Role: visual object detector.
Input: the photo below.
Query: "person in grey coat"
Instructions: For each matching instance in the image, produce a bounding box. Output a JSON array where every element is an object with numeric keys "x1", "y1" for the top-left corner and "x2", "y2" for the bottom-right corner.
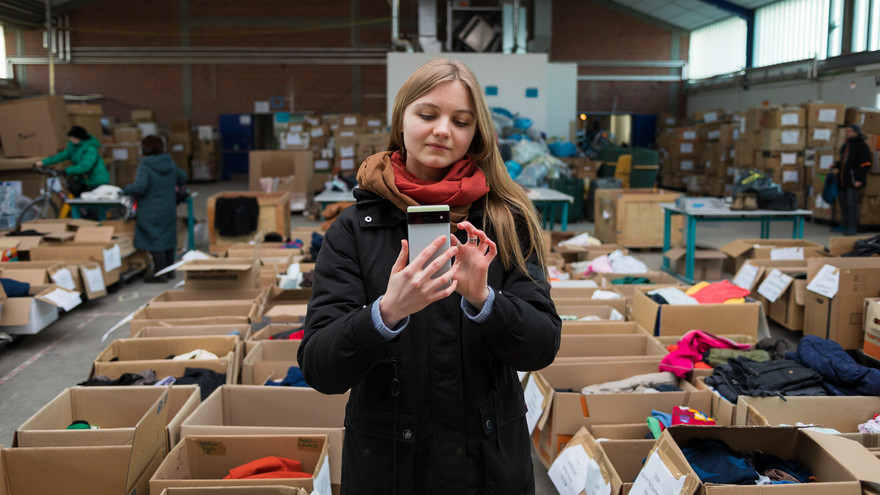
[{"x1": 123, "y1": 135, "x2": 188, "y2": 282}]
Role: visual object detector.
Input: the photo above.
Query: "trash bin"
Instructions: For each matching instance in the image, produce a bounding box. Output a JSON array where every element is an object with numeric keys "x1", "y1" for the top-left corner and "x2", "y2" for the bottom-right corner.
[{"x1": 547, "y1": 177, "x2": 584, "y2": 223}]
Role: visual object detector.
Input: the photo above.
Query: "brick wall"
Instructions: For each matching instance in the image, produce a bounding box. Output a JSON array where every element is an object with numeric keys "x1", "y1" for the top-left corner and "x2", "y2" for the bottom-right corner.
[{"x1": 7, "y1": 0, "x2": 687, "y2": 127}]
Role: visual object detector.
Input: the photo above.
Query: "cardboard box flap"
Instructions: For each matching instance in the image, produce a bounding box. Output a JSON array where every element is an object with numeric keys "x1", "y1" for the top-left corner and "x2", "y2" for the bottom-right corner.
[
  {"x1": 126, "y1": 386, "x2": 172, "y2": 493},
  {"x1": 636, "y1": 430, "x2": 700, "y2": 495},
  {"x1": 74, "y1": 226, "x2": 115, "y2": 243},
  {"x1": 720, "y1": 239, "x2": 755, "y2": 258},
  {"x1": 664, "y1": 246, "x2": 726, "y2": 261},
  {"x1": 794, "y1": 279, "x2": 807, "y2": 306},
  {"x1": 33, "y1": 286, "x2": 82, "y2": 311},
  {"x1": 0, "y1": 238, "x2": 20, "y2": 250},
  {"x1": 529, "y1": 371, "x2": 555, "y2": 432},
  {"x1": 178, "y1": 260, "x2": 257, "y2": 272},
  {"x1": 802, "y1": 430, "x2": 880, "y2": 489},
  {"x1": 10, "y1": 236, "x2": 42, "y2": 251},
  {"x1": 44, "y1": 231, "x2": 75, "y2": 242},
  {"x1": 0, "y1": 445, "x2": 134, "y2": 494}
]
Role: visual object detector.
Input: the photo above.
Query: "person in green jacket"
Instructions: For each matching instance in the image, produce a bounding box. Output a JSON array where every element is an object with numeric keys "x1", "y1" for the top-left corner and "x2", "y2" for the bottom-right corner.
[
  {"x1": 36, "y1": 125, "x2": 110, "y2": 196},
  {"x1": 123, "y1": 135, "x2": 188, "y2": 283}
]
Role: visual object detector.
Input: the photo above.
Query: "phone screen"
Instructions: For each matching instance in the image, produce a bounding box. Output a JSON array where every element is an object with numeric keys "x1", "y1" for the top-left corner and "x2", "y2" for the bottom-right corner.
[{"x1": 407, "y1": 205, "x2": 451, "y2": 278}]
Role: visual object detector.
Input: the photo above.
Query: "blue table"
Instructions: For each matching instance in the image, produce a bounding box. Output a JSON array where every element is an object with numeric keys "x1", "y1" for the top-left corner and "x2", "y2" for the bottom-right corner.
[
  {"x1": 527, "y1": 187, "x2": 575, "y2": 231},
  {"x1": 660, "y1": 203, "x2": 813, "y2": 284}
]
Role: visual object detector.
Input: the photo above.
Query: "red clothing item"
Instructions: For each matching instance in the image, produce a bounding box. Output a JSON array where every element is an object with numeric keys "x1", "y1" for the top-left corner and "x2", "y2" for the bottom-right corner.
[
  {"x1": 690, "y1": 280, "x2": 750, "y2": 304},
  {"x1": 224, "y1": 456, "x2": 311, "y2": 480},
  {"x1": 390, "y1": 151, "x2": 489, "y2": 206}
]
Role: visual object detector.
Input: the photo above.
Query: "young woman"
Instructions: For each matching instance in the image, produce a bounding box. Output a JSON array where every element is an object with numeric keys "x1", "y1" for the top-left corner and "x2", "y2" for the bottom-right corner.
[
  {"x1": 123, "y1": 135, "x2": 187, "y2": 282},
  {"x1": 36, "y1": 125, "x2": 109, "y2": 196},
  {"x1": 298, "y1": 58, "x2": 561, "y2": 494}
]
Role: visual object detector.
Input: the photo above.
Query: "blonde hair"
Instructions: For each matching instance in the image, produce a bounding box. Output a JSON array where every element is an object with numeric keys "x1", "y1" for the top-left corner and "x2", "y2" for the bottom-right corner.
[{"x1": 388, "y1": 58, "x2": 546, "y2": 273}]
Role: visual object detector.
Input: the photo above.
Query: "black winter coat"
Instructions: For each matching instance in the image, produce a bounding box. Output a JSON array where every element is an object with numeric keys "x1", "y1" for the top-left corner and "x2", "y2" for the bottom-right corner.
[
  {"x1": 123, "y1": 153, "x2": 188, "y2": 251},
  {"x1": 837, "y1": 134, "x2": 872, "y2": 188},
  {"x1": 298, "y1": 189, "x2": 561, "y2": 495}
]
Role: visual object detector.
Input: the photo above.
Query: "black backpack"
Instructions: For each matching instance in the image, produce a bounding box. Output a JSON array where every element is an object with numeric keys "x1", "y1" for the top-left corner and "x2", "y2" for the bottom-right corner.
[{"x1": 756, "y1": 188, "x2": 797, "y2": 211}]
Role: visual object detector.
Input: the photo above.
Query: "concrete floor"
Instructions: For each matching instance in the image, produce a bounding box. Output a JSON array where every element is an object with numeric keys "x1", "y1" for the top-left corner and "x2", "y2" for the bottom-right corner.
[{"x1": 0, "y1": 178, "x2": 849, "y2": 493}]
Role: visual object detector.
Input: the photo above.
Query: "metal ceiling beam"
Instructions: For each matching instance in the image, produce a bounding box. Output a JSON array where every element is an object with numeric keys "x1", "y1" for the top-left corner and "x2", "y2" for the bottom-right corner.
[
  {"x1": 590, "y1": 0, "x2": 686, "y2": 34},
  {"x1": 695, "y1": 0, "x2": 755, "y2": 68}
]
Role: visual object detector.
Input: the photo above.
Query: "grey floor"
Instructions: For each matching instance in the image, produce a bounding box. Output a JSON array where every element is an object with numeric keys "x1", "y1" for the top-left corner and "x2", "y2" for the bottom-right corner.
[{"x1": 0, "y1": 178, "x2": 851, "y2": 493}]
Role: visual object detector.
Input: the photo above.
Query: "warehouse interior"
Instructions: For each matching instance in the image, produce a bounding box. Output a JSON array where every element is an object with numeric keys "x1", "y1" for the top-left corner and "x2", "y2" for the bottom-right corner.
[{"x1": 2, "y1": 0, "x2": 880, "y2": 493}]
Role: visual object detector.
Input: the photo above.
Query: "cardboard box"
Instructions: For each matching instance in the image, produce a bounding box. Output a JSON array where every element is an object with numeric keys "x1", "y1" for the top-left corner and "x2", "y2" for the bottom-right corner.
[
  {"x1": 560, "y1": 320, "x2": 646, "y2": 335},
  {"x1": 0, "y1": 391, "x2": 169, "y2": 495},
  {"x1": 0, "y1": 95, "x2": 72, "y2": 157},
  {"x1": 131, "y1": 108, "x2": 155, "y2": 123},
  {"x1": 240, "y1": 339, "x2": 300, "y2": 385},
  {"x1": 863, "y1": 297, "x2": 880, "y2": 360},
  {"x1": 593, "y1": 189, "x2": 684, "y2": 248},
  {"x1": 733, "y1": 259, "x2": 809, "y2": 330},
  {"x1": 762, "y1": 106, "x2": 805, "y2": 128},
  {"x1": 245, "y1": 322, "x2": 303, "y2": 354},
  {"x1": 807, "y1": 125, "x2": 838, "y2": 148},
  {"x1": 803, "y1": 102, "x2": 847, "y2": 127},
  {"x1": 30, "y1": 226, "x2": 122, "y2": 286},
  {"x1": 259, "y1": 286, "x2": 313, "y2": 323},
  {"x1": 160, "y1": 488, "x2": 307, "y2": 495},
  {"x1": 554, "y1": 333, "x2": 666, "y2": 361},
  {"x1": 112, "y1": 126, "x2": 142, "y2": 144},
  {"x1": 531, "y1": 360, "x2": 715, "y2": 468},
  {"x1": 846, "y1": 107, "x2": 880, "y2": 134},
  {"x1": 149, "y1": 434, "x2": 331, "y2": 495},
  {"x1": 720, "y1": 238, "x2": 826, "y2": 274},
  {"x1": 631, "y1": 287, "x2": 762, "y2": 338},
  {"x1": 207, "y1": 192, "x2": 292, "y2": 248},
  {"x1": 737, "y1": 395, "x2": 880, "y2": 434},
  {"x1": 134, "y1": 323, "x2": 252, "y2": 340},
  {"x1": 179, "y1": 385, "x2": 347, "y2": 485},
  {"x1": 803, "y1": 257, "x2": 880, "y2": 349},
  {"x1": 14, "y1": 385, "x2": 199, "y2": 452},
  {"x1": 69, "y1": 113, "x2": 103, "y2": 140},
  {"x1": 0, "y1": 285, "x2": 79, "y2": 335},
  {"x1": 128, "y1": 300, "x2": 259, "y2": 334},
  {"x1": 0, "y1": 260, "x2": 83, "y2": 294},
  {"x1": 248, "y1": 150, "x2": 313, "y2": 201},
  {"x1": 760, "y1": 128, "x2": 805, "y2": 151},
  {"x1": 664, "y1": 246, "x2": 726, "y2": 280},
  {"x1": 178, "y1": 258, "x2": 261, "y2": 291},
  {"x1": 633, "y1": 425, "x2": 880, "y2": 494},
  {"x1": 91, "y1": 335, "x2": 240, "y2": 383}
]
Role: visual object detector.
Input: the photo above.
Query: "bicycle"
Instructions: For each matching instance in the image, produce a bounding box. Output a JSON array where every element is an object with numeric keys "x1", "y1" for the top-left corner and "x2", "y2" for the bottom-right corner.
[{"x1": 14, "y1": 166, "x2": 70, "y2": 230}]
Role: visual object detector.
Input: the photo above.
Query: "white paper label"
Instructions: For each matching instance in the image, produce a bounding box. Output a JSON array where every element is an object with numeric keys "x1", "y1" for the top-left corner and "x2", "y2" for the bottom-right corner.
[
  {"x1": 171, "y1": 143, "x2": 184, "y2": 152},
  {"x1": 610, "y1": 308, "x2": 624, "y2": 321},
  {"x1": 339, "y1": 145, "x2": 355, "y2": 158},
  {"x1": 312, "y1": 455, "x2": 331, "y2": 495},
  {"x1": 707, "y1": 130, "x2": 720, "y2": 140},
  {"x1": 549, "y1": 446, "x2": 610, "y2": 495},
  {"x1": 310, "y1": 127, "x2": 325, "y2": 138},
  {"x1": 630, "y1": 451, "x2": 689, "y2": 495},
  {"x1": 727, "y1": 166, "x2": 737, "y2": 176},
  {"x1": 782, "y1": 170, "x2": 799, "y2": 183},
  {"x1": 806, "y1": 264, "x2": 840, "y2": 298},
  {"x1": 585, "y1": 456, "x2": 612, "y2": 495},
  {"x1": 666, "y1": 117, "x2": 676, "y2": 125},
  {"x1": 517, "y1": 371, "x2": 527, "y2": 381},
  {"x1": 818, "y1": 108, "x2": 837, "y2": 123},
  {"x1": 781, "y1": 130, "x2": 801, "y2": 145},
  {"x1": 340, "y1": 158, "x2": 355, "y2": 171},
  {"x1": 306, "y1": 117, "x2": 320, "y2": 126},
  {"x1": 680, "y1": 143, "x2": 694, "y2": 154},
  {"x1": 367, "y1": 119, "x2": 381, "y2": 127},
  {"x1": 682, "y1": 131, "x2": 697, "y2": 140},
  {"x1": 314, "y1": 159, "x2": 331, "y2": 170},
  {"x1": 780, "y1": 152, "x2": 797, "y2": 165},
  {"x1": 680, "y1": 160, "x2": 694, "y2": 171},
  {"x1": 112, "y1": 148, "x2": 129, "y2": 160},
  {"x1": 703, "y1": 111, "x2": 718, "y2": 123},
  {"x1": 813, "y1": 128, "x2": 832, "y2": 141},
  {"x1": 819, "y1": 155, "x2": 834, "y2": 170},
  {"x1": 757, "y1": 268, "x2": 794, "y2": 303},
  {"x1": 41, "y1": 288, "x2": 82, "y2": 312},
  {"x1": 523, "y1": 375, "x2": 545, "y2": 435},
  {"x1": 50, "y1": 268, "x2": 76, "y2": 291},
  {"x1": 285, "y1": 133, "x2": 303, "y2": 146},
  {"x1": 289, "y1": 124, "x2": 304, "y2": 132},
  {"x1": 102, "y1": 245, "x2": 122, "y2": 272},
  {"x1": 254, "y1": 101, "x2": 270, "y2": 113},
  {"x1": 770, "y1": 246, "x2": 804, "y2": 260},
  {"x1": 83, "y1": 266, "x2": 106, "y2": 294},
  {"x1": 197, "y1": 126, "x2": 213, "y2": 140},
  {"x1": 733, "y1": 129, "x2": 740, "y2": 140},
  {"x1": 733, "y1": 261, "x2": 760, "y2": 290},
  {"x1": 781, "y1": 113, "x2": 800, "y2": 126},
  {"x1": 343, "y1": 116, "x2": 357, "y2": 126}
]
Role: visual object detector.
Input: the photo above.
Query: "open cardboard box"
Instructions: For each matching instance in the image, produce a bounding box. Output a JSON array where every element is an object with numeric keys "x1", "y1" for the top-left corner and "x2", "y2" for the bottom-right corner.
[
  {"x1": 0, "y1": 260, "x2": 84, "y2": 294},
  {"x1": 178, "y1": 258, "x2": 261, "y2": 291},
  {"x1": 149, "y1": 434, "x2": 330, "y2": 495},
  {"x1": 561, "y1": 320, "x2": 647, "y2": 335},
  {"x1": 240, "y1": 339, "x2": 300, "y2": 385},
  {"x1": 30, "y1": 226, "x2": 123, "y2": 286},
  {"x1": 663, "y1": 246, "x2": 726, "y2": 281},
  {"x1": 129, "y1": 299, "x2": 260, "y2": 334},
  {"x1": 246, "y1": 322, "x2": 303, "y2": 354},
  {"x1": 180, "y1": 385, "x2": 347, "y2": 486},
  {"x1": 554, "y1": 333, "x2": 666, "y2": 361},
  {"x1": 632, "y1": 425, "x2": 880, "y2": 494},
  {"x1": 13, "y1": 385, "x2": 199, "y2": 452},
  {"x1": 631, "y1": 287, "x2": 764, "y2": 338},
  {"x1": 258, "y1": 286, "x2": 313, "y2": 324},
  {"x1": 804, "y1": 257, "x2": 880, "y2": 350},
  {"x1": 159, "y1": 487, "x2": 307, "y2": 495},
  {"x1": 91, "y1": 335, "x2": 241, "y2": 384},
  {"x1": 556, "y1": 304, "x2": 625, "y2": 322},
  {"x1": 150, "y1": 288, "x2": 266, "y2": 305},
  {"x1": 0, "y1": 386, "x2": 170, "y2": 495},
  {"x1": 0, "y1": 282, "x2": 80, "y2": 335},
  {"x1": 531, "y1": 359, "x2": 714, "y2": 469},
  {"x1": 133, "y1": 323, "x2": 252, "y2": 341},
  {"x1": 720, "y1": 237, "x2": 826, "y2": 274}
]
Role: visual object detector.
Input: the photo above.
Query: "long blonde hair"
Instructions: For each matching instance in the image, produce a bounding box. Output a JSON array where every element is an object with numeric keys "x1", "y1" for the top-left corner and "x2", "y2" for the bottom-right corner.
[{"x1": 387, "y1": 58, "x2": 546, "y2": 273}]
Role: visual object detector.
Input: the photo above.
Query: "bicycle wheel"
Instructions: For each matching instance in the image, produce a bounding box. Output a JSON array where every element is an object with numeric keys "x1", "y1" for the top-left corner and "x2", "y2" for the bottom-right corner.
[{"x1": 15, "y1": 196, "x2": 59, "y2": 229}]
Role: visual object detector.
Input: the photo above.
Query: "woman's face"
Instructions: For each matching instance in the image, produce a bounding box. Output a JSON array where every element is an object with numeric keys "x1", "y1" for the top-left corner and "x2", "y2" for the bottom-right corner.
[
  {"x1": 402, "y1": 80, "x2": 476, "y2": 181},
  {"x1": 69, "y1": 136, "x2": 81, "y2": 145}
]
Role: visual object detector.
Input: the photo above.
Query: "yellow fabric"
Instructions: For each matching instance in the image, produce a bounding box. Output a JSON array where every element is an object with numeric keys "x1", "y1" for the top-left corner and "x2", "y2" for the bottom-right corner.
[
  {"x1": 685, "y1": 281, "x2": 710, "y2": 296},
  {"x1": 723, "y1": 298, "x2": 745, "y2": 304},
  {"x1": 614, "y1": 154, "x2": 632, "y2": 188}
]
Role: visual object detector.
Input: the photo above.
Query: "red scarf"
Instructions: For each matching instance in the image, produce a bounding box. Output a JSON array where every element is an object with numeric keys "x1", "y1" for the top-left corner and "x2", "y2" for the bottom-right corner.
[{"x1": 389, "y1": 151, "x2": 489, "y2": 206}]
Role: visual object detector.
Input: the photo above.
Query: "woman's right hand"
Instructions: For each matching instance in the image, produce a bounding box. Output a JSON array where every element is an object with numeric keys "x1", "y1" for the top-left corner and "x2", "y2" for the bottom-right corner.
[
  {"x1": 378, "y1": 237, "x2": 459, "y2": 329},
  {"x1": 34, "y1": 161, "x2": 43, "y2": 167}
]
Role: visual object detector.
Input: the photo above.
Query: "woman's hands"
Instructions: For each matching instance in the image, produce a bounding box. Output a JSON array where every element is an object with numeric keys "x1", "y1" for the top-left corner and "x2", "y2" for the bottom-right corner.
[
  {"x1": 451, "y1": 221, "x2": 497, "y2": 310},
  {"x1": 378, "y1": 236, "x2": 459, "y2": 328}
]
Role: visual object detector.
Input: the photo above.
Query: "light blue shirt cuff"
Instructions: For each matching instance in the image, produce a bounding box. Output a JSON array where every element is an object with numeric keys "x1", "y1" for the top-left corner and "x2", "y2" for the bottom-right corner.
[
  {"x1": 372, "y1": 296, "x2": 409, "y2": 341},
  {"x1": 461, "y1": 287, "x2": 495, "y2": 324}
]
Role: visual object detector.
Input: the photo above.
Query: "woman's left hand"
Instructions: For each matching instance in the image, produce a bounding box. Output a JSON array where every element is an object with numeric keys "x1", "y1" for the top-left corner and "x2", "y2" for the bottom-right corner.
[{"x1": 452, "y1": 221, "x2": 497, "y2": 310}]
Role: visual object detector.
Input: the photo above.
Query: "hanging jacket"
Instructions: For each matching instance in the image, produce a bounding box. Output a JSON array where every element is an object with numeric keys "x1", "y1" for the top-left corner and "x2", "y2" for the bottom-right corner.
[
  {"x1": 837, "y1": 134, "x2": 872, "y2": 188},
  {"x1": 298, "y1": 189, "x2": 561, "y2": 495},
  {"x1": 122, "y1": 153, "x2": 188, "y2": 251},
  {"x1": 42, "y1": 134, "x2": 110, "y2": 187}
]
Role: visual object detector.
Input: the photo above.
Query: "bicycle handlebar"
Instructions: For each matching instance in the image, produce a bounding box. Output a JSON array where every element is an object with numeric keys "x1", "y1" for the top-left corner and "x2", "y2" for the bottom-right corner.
[{"x1": 33, "y1": 165, "x2": 62, "y2": 178}]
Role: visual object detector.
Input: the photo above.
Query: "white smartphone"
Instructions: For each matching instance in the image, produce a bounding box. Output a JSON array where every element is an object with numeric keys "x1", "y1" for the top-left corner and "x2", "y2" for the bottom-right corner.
[{"x1": 407, "y1": 205, "x2": 452, "y2": 279}]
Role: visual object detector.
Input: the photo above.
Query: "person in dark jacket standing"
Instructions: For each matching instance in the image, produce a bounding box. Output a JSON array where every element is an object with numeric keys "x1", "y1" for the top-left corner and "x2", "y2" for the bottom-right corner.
[
  {"x1": 832, "y1": 124, "x2": 872, "y2": 235},
  {"x1": 298, "y1": 58, "x2": 561, "y2": 495},
  {"x1": 123, "y1": 135, "x2": 188, "y2": 283},
  {"x1": 36, "y1": 125, "x2": 110, "y2": 197}
]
